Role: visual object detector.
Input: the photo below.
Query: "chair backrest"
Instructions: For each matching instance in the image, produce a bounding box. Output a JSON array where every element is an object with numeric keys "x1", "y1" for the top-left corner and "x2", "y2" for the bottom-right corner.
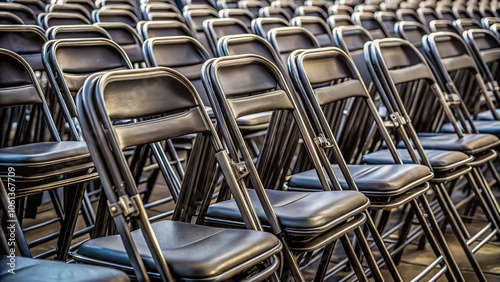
[
  {"x1": 43, "y1": 38, "x2": 133, "y2": 119},
  {"x1": 143, "y1": 36, "x2": 212, "y2": 105},
  {"x1": 452, "y1": 5, "x2": 469, "y2": 19},
  {"x1": 251, "y1": 17, "x2": 288, "y2": 37},
  {"x1": 454, "y1": 18, "x2": 482, "y2": 33},
  {"x1": 290, "y1": 16, "x2": 334, "y2": 47},
  {"x1": 41, "y1": 12, "x2": 91, "y2": 29},
  {"x1": 328, "y1": 4, "x2": 353, "y2": 16},
  {"x1": 95, "y1": 22, "x2": 144, "y2": 64},
  {"x1": 374, "y1": 11, "x2": 398, "y2": 37},
  {"x1": 304, "y1": 0, "x2": 329, "y2": 14},
  {"x1": 467, "y1": 5, "x2": 483, "y2": 22},
  {"x1": 424, "y1": 31, "x2": 497, "y2": 118},
  {"x1": 0, "y1": 25, "x2": 47, "y2": 71},
  {"x1": 294, "y1": 6, "x2": 328, "y2": 20},
  {"x1": 12, "y1": 0, "x2": 45, "y2": 15},
  {"x1": 481, "y1": 17, "x2": 500, "y2": 29},
  {"x1": 436, "y1": 6, "x2": 456, "y2": 21},
  {"x1": 239, "y1": 0, "x2": 265, "y2": 17},
  {"x1": 267, "y1": 26, "x2": 320, "y2": 64},
  {"x1": 0, "y1": 3, "x2": 36, "y2": 24},
  {"x1": 0, "y1": 48, "x2": 59, "y2": 147},
  {"x1": 259, "y1": 6, "x2": 291, "y2": 21},
  {"x1": 479, "y1": 5, "x2": 496, "y2": 18},
  {"x1": 140, "y1": 2, "x2": 179, "y2": 16},
  {"x1": 203, "y1": 18, "x2": 251, "y2": 55},
  {"x1": 326, "y1": 14, "x2": 354, "y2": 29},
  {"x1": 46, "y1": 4, "x2": 91, "y2": 20},
  {"x1": 183, "y1": 9, "x2": 219, "y2": 55},
  {"x1": 46, "y1": 25, "x2": 112, "y2": 40},
  {"x1": 92, "y1": 9, "x2": 140, "y2": 27},
  {"x1": 352, "y1": 12, "x2": 390, "y2": 39},
  {"x1": 270, "y1": 0, "x2": 297, "y2": 19},
  {"x1": 98, "y1": 4, "x2": 142, "y2": 19},
  {"x1": 417, "y1": 7, "x2": 440, "y2": 26},
  {"x1": 59, "y1": 0, "x2": 96, "y2": 14},
  {"x1": 0, "y1": 11, "x2": 24, "y2": 24},
  {"x1": 333, "y1": 25, "x2": 374, "y2": 87},
  {"x1": 396, "y1": 8, "x2": 422, "y2": 24},
  {"x1": 137, "y1": 20, "x2": 195, "y2": 39},
  {"x1": 219, "y1": 8, "x2": 256, "y2": 30},
  {"x1": 395, "y1": 21, "x2": 429, "y2": 53},
  {"x1": 429, "y1": 19, "x2": 460, "y2": 34}
]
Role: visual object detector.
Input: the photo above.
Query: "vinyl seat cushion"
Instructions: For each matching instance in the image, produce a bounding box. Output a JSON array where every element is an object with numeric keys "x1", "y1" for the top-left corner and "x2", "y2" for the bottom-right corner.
[
  {"x1": 441, "y1": 120, "x2": 500, "y2": 135},
  {"x1": 0, "y1": 256, "x2": 130, "y2": 282},
  {"x1": 74, "y1": 220, "x2": 281, "y2": 279},
  {"x1": 362, "y1": 149, "x2": 471, "y2": 170},
  {"x1": 407, "y1": 132, "x2": 500, "y2": 155},
  {"x1": 476, "y1": 109, "x2": 500, "y2": 120}
]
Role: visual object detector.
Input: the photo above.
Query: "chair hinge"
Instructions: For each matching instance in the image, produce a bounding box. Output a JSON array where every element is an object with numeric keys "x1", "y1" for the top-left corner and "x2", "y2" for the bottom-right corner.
[
  {"x1": 445, "y1": 93, "x2": 461, "y2": 106},
  {"x1": 108, "y1": 193, "x2": 140, "y2": 218},
  {"x1": 388, "y1": 112, "x2": 406, "y2": 128},
  {"x1": 231, "y1": 161, "x2": 249, "y2": 181},
  {"x1": 314, "y1": 133, "x2": 333, "y2": 148}
]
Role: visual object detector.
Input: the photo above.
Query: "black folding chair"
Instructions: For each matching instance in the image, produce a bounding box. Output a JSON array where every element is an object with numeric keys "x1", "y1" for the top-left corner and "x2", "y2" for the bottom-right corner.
[
  {"x1": 203, "y1": 18, "x2": 252, "y2": 55},
  {"x1": 436, "y1": 6, "x2": 456, "y2": 21},
  {"x1": 45, "y1": 4, "x2": 92, "y2": 20},
  {"x1": 326, "y1": 14, "x2": 354, "y2": 29},
  {"x1": 0, "y1": 25, "x2": 47, "y2": 72},
  {"x1": 40, "y1": 12, "x2": 92, "y2": 29},
  {"x1": 259, "y1": 6, "x2": 291, "y2": 21},
  {"x1": 481, "y1": 17, "x2": 500, "y2": 29},
  {"x1": 396, "y1": 8, "x2": 423, "y2": 24},
  {"x1": 251, "y1": 17, "x2": 289, "y2": 37},
  {"x1": 0, "y1": 3, "x2": 37, "y2": 24},
  {"x1": 352, "y1": 11, "x2": 391, "y2": 39},
  {"x1": 46, "y1": 25, "x2": 112, "y2": 40},
  {"x1": 467, "y1": 5, "x2": 484, "y2": 22},
  {"x1": 454, "y1": 18, "x2": 483, "y2": 33},
  {"x1": 267, "y1": 26, "x2": 320, "y2": 64},
  {"x1": 219, "y1": 8, "x2": 256, "y2": 30},
  {"x1": 137, "y1": 20, "x2": 195, "y2": 39},
  {"x1": 417, "y1": 7, "x2": 440, "y2": 26},
  {"x1": 202, "y1": 53, "x2": 376, "y2": 282},
  {"x1": 92, "y1": 9, "x2": 139, "y2": 27},
  {"x1": 270, "y1": 0, "x2": 296, "y2": 19},
  {"x1": 0, "y1": 48, "x2": 98, "y2": 260},
  {"x1": 328, "y1": 4, "x2": 354, "y2": 16},
  {"x1": 72, "y1": 66, "x2": 282, "y2": 281},
  {"x1": 294, "y1": 5, "x2": 328, "y2": 20},
  {"x1": 0, "y1": 11, "x2": 24, "y2": 24},
  {"x1": 239, "y1": 0, "x2": 265, "y2": 17},
  {"x1": 452, "y1": 5, "x2": 470, "y2": 19},
  {"x1": 94, "y1": 22, "x2": 145, "y2": 66},
  {"x1": 290, "y1": 16, "x2": 334, "y2": 47},
  {"x1": 374, "y1": 11, "x2": 399, "y2": 37},
  {"x1": 429, "y1": 19, "x2": 461, "y2": 34},
  {"x1": 182, "y1": 9, "x2": 218, "y2": 55},
  {"x1": 12, "y1": 0, "x2": 45, "y2": 15}
]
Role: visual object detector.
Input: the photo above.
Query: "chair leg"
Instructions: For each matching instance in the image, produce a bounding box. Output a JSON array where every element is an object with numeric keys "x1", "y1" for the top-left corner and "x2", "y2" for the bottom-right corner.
[
  {"x1": 353, "y1": 227, "x2": 384, "y2": 282},
  {"x1": 340, "y1": 234, "x2": 369, "y2": 282},
  {"x1": 55, "y1": 182, "x2": 87, "y2": 261},
  {"x1": 391, "y1": 207, "x2": 414, "y2": 264},
  {"x1": 468, "y1": 168, "x2": 500, "y2": 236},
  {"x1": 313, "y1": 241, "x2": 337, "y2": 282}
]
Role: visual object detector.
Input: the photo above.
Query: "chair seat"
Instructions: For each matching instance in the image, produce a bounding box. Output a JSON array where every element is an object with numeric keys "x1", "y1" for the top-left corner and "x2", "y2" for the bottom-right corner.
[
  {"x1": 408, "y1": 132, "x2": 500, "y2": 155},
  {"x1": 74, "y1": 220, "x2": 281, "y2": 279},
  {"x1": 441, "y1": 120, "x2": 500, "y2": 135},
  {"x1": 0, "y1": 256, "x2": 130, "y2": 282},
  {"x1": 237, "y1": 112, "x2": 272, "y2": 130},
  {"x1": 362, "y1": 149, "x2": 471, "y2": 171},
  {"x1": 477, "y1": 109, "x2": 500, "y2": 120},
  {"x1": 287, "y1": 164, "x2": 432, "y2": 196},
  {"x1": 206, "y1": 189, "x2": 368, "y2": 236},
  {"x1": 0, "y1": 141, "x2": 92, "y2": 178}
]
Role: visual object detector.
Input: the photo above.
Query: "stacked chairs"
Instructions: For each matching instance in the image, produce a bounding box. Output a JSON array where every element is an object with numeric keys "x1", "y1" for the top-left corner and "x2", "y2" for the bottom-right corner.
[
  {"x1": 72, "y1": 66, "x2": 283, "y2": 281},
  {"x1": 251, "y1": 17, "x2": 289, "y2": 37},
  {"x1": 367, "y1": 37, "x2": 500, "y2": 279},
  {"x1": 202, "y1": 52, "x2": 384, "y2": 281},
  {"x1": 0, "y1": 48, "x2": 98, "y2": 260}
]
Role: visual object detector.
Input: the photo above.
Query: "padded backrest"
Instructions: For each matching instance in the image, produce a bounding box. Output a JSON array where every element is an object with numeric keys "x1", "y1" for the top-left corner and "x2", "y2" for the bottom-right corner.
[
  {"x1": 92, "y1": 9, "x2": 139, "y2": 27},
  {"x1": 0, "y1": 3, "x2": 36, "y2": 24},
  {"x1": 0, "y1": 25, "x2": 47, "y2": 71},
  {"x1": 0, "y1": 11, "x2": 24, "y2": 24},
  {"x1": 251, "y1": 17, "x2": 289, "y2": 37},
  {"x1": 352, "y1": 12, "x2": 390, "y2": 39},
  {"x1": 268, "y1": 26, "x2": 320, "y2": 64},
  {"x1": 333, "y1": 25, "x2": 374, "y2": 86},
  {"x1": 429, "y1": 19, "x2": 460, "y2": 34},
  {"x1": 96, "y1": 68, "x2": 209, "y2": 149},
  {"x1": 139, "y1": 20, "x2": 194, "y2": 39},
  {"x1": 374, "y1": 11, "x2": 398, "y2": 37},
  {"x1": 143, "y1": 36, "x2": 212, "y2": 105},
  {"x1": 290, "y1": 16, "x2": 334, "y2": 47},
  {"x1": 417, "y1": 7, "x2": 439, "y2": 26},
  {"x1": 42, "y1": 12, "x2": 91, "y2": 29},
  {"x1": 203, "y1": 18, "x2": 251, "y2": 55},
  {"x1": 326, "y1": 15, "x2": 354, "y2": 29},
  {"x1": 259, "y1": 7, "x2": 291, "y2": 21},
  {"x1": 95, "y1": 22, "x2": 144, "y2": 64},
  {"x1": 219, "y1": 9, "x2": 256, "y2": 30},
  {"x1": 46, "y1": 25, "x2": 112, "y2": 40}
]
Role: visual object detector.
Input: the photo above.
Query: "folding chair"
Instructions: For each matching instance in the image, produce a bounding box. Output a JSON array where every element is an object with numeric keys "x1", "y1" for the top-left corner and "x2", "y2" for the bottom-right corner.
[
  {"x1": 267, "y1": 26, "x2": 319, "y2": 64},
  {"x1": 251, "y1": 17, "x2": 289, "y2": 37},
  {"x1": 58, "y1": 0, "x2": 96, "y2": 14},
  {"x1": 219, "y1": 8, "x2": 256, "y2": 30},
  {"x1": 98, "y1": 4, "x2": 142, "y2": 20},
  {"x1": 0, "y1": 3, "x2": 36, "y2": 24},
  {"x1": 354, "y1": 4, "x2": 378, "y2": 13},
  {"x1": 203, "y1": 18, "x2": 251, "y2": 55},
  {"x1": 45, "y1": 4, "x2": 92, "y2": 20},
  {"x1": 12, "y1": 0, "x2": 45, "y2": 15},
  {"x1": 479, "y1": 5, "x2": 496, "y2": 18},
  {"x1": 72, "y1": 66, "x2": 282, "y2": 281},
  {"x1": 294, "y1": 5, "x2": 328, "y2": 20},
  {"x1": 417, "y1": 7, "x2": 440, "y2": 26},
  {"x1": 96, "y1": 0, "x2": 137, "y2": 8},
  {"x1": 94, "y1": 22, "x2": 145, "y2": 66},
  {"x1": 0, "y1": 48, "x2": 97, "y2": 260},
  {"x1": 374, "y1": 11, "x2": 399, "y2": 37},
  {"x1": 326, "y1": 14, "x2": 354, "y2": 29},
  {"x1": 288, "y1": 46, "x2": 473, "y2": 282},
  {"x1": 394, "y1": 21, "x2": 430, "y2": 53},
  {"x1": 290, "y1": 16, "x2": 334, "y2": 47},
  {"x1": 92, "y1": 9, "x2": 140, "y2": 27},
  {"x1": 429, "y1": 19, "x2": 460, "y2": 34},
  {"x1": 436, "y1": 6, "x2": 456, "y2": 21},
  {"x1": 328, "y1": 4, "x2": 354, "y2": 16},
  {"x1": 396, "y1": 8, "x2": 423, "y2": 24},
  {"x1": 202, "y1": 53, "x2": 377, "y2": 282},
  {"x1": 481, "y1": 17, "x2": 500, "y2": 29},
  {"x1": 304, "y1": 0, "x2": 329, "y2": 14},
  {"x1": 140, "y1": 2, "x2": 180, "y2": 18},
  {"x1": 467, "y1": 5, "x2": 484, "y2": 22},
  {"x1": 46, "y1": 25, "x2": 112, "y2": 40},
  {"x1": 0, "y1": 11, "x2": 24, "y2": 24},
  {"x1": 352, "y1": 11, "x2": 391, "y2": 39},
  {"x1": 454, "y1": 18, "x2": 483, "y2": 33},
  {"x1": 239, "y1": 0, "x2": 265, "y2": 17},
  {"x1": 215, "y1": 0, "x2": 239, "y2": 10},
  {"x1": 270, "y1": 0, "x2": 297, "y2": 19},
  {"x1": 183, "y1": 9, "x2": 219, "y2": 55},
  {"x1": 0, "y1": 25, "x2": 47, "y2": 72},
  {"x1": 452, "y1": 5, "x2": 470, "y2": 19},
  {"x1": 137, "y1": 20, "x2": 195, "y2": 39},
  {"x1": 0, "y1": 183, "x2": 130, "y2": 282},
  {"x1": 40, "y1": 12, "x2": 91, "y2": 29},
  {"x1": 259, "y1": 6, "x2": 291, "y2": 21}
]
